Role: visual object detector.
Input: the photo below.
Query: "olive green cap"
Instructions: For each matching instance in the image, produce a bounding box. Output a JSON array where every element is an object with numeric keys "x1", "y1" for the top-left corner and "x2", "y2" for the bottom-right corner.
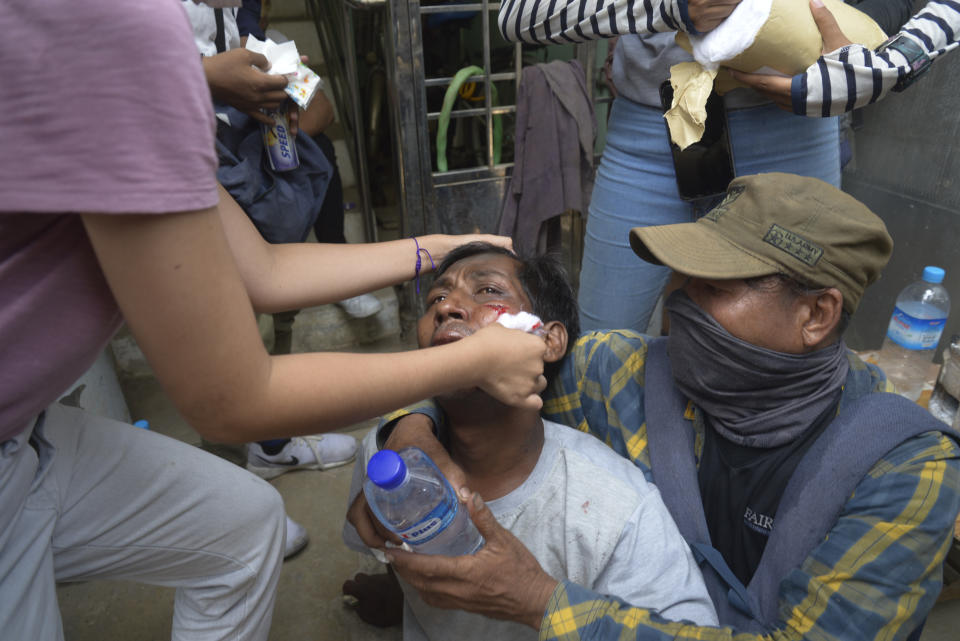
[{"x1": 629, "y1": 173, "x2": 893, "y2": 313}]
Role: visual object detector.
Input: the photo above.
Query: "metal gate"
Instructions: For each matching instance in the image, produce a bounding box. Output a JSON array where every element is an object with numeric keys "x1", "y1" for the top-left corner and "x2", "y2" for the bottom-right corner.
[{"x1": 309, "y1": 0, "x2": 609, "y2": 311}]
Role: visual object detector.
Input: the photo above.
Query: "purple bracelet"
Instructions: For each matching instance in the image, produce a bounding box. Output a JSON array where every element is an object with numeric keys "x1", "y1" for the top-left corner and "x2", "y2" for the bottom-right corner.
[{"x1": 413, "y1": 236, "x2": 435, "y2": 294}]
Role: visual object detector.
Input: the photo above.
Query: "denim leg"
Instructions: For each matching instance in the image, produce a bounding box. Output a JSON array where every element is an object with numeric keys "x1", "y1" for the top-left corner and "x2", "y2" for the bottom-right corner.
[
  {"x1": 578, "y1": 99, "x2": 841, "y2": 334},
  {"x1": 727, "y1": 105, "x2": 841, "y2": 187},
  {"x1": 578, "y1": 99, "x2": 696, "y2": 333}
]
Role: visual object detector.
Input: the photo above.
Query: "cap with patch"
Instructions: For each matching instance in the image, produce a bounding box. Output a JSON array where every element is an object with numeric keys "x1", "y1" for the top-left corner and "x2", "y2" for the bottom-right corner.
[{"x1": 629, "y1": 173, "x2": 893, "y2": 313}]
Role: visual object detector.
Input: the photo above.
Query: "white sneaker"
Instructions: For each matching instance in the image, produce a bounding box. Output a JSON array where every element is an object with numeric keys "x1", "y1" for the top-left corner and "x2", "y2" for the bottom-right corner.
[
  {"x1": 337, "y1": 293, "x2": 383, "y2": 319},
  {"x1": 284, "y1": 515, "x2": 309, "y2": 559},
  {"x1": 246, "y1": 434, "x2": 358, "y2": 480}
]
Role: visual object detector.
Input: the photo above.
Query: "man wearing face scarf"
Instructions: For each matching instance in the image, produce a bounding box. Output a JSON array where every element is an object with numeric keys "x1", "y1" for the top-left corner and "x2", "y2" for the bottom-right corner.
[{"x1": 351, "y1": 172, "x2": 960, "y2": 641}]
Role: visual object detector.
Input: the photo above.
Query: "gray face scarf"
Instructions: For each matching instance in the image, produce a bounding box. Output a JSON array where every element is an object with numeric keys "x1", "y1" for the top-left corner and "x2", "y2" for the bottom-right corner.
[{"x1": 664, "y1": 289, "x2": 849, "y2": 448}]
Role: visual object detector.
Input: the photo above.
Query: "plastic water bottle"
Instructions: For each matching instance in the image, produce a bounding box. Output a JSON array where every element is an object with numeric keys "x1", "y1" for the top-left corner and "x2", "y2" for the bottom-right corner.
[
  {"x1": 363, "y1": 447, "x2": 484, "y2": 556},
  {"x1": 879, "y1": 266, "x2": 951, "y2": 401}
]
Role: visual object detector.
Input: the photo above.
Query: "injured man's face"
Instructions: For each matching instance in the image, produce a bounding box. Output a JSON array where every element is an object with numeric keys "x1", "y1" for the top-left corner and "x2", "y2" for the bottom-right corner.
[{"x1": 417, "y1": 252, "x2": 533, "y2": 350}]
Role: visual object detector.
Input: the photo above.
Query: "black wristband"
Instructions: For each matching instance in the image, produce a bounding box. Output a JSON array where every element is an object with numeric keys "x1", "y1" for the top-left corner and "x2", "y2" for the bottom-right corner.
[{"x1": 877, "y1": 33, "x2": 933, "y2": 92}]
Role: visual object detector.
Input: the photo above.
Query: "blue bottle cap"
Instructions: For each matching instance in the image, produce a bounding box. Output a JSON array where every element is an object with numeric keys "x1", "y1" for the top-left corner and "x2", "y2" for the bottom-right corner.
[
  {"x1": 922, "y1": 266, "x2": 945, "y2": 284},
  {"x1": 133, "y1": 419, "x2": 150, "y2": 429},
  {"x1": 367, "y1": 450, "x2": 407, "y2": 489}
]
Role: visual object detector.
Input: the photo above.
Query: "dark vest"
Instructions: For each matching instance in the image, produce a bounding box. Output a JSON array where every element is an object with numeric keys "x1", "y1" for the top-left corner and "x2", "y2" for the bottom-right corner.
[{"x1": 644, "y1": 337, "x2": 958, "y2": 632}]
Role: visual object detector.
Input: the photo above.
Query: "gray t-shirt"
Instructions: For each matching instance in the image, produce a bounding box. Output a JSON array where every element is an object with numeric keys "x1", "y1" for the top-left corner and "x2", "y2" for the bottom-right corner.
[{"x1": 344, "y1": 420, "x2": 717, "y2": 640}]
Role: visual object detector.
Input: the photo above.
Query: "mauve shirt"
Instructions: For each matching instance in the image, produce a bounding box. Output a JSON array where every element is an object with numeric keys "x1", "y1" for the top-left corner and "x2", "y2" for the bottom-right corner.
[{"x1": 0, "y1": 0, "x2": 219, "y2": 441}]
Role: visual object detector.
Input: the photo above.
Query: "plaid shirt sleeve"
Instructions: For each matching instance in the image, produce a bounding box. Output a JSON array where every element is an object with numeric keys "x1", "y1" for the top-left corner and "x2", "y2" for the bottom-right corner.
[
  {"x1": 543, "y1": 330, "x2": 656, "y2": 479},
  {"x1": 538, "y1": 334, "x2": 960, "y2": 641}
]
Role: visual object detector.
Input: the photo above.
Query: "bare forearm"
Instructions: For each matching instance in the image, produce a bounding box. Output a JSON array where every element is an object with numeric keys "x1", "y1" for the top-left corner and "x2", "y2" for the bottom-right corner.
[
  {"x1": 83, "y1": 206, "x2": 543, "y2": 443},
  {"x1": 216, "y1": 185, "x2": 499, "y2": 312},
  {"x1": 216, "y1": 184, "x2": 417, "y2": 310},
  {"x1": 240, "y1": 238, "x2": 430, "y2": 312},
  {"x1": 207, "y1": 343, "x2": 496, "y2": 442}
]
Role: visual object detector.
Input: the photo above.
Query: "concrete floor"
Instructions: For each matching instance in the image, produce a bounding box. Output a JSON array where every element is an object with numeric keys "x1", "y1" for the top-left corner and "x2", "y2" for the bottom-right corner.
[{"x1": 54, "y1": 320, "x2": 960, "y2": 640}]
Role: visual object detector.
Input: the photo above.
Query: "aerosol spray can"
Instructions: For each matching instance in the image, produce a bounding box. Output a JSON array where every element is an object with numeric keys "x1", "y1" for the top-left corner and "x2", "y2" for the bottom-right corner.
[{"x1": 261, "y1": 107, "x2": 299, "y2": 172}]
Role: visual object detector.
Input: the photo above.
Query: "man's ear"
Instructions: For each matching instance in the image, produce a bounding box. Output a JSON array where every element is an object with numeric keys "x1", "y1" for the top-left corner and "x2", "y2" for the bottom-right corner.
[
  {"x1": 542, "y1": 320, "x2": 569, "y2": 364},
  {"x1": 801, "y1": 288, "x2": 844, "y2": 350}
]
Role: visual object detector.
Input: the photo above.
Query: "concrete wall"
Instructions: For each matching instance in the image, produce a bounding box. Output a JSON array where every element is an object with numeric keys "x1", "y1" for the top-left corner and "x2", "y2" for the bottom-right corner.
[{"x1": 841, "y1": 42, "x2": 960, "y2": 354}]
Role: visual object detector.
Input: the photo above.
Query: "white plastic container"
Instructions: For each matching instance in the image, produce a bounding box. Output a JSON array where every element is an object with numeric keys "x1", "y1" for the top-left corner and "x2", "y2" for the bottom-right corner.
[
  {"x1": 363, "y1": 447, "x2": 484, "y2": 556},
  {"x1": 879, "y1": 266, "x2": 951, "y2": 401}
]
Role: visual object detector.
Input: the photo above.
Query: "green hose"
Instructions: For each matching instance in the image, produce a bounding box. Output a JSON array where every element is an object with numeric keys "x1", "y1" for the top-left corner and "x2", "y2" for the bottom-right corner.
[{"x1": 436, "y1": 65, "x2": 502, "y2": 172}]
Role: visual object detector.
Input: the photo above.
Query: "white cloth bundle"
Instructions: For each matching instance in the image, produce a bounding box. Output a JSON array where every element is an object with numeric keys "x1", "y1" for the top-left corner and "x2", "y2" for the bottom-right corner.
[
  {"x1": 496, "y1": 312, "x2": 546, "y2": 336},
  {"x1": 665, "y1": 0, "x2": 887, "y2": 148}
]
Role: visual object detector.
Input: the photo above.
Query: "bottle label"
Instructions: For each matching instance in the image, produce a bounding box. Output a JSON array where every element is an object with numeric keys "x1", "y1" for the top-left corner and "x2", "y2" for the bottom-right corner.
[
  {"x1": 886, "y1": 306, "x2": 947, "y2": 350},
  {"x1": 261, "y1": 111, "x2": 300, "y2": 172},
  {"x1": 396, "y1": 495, "x2": 458, "y2": 545}
]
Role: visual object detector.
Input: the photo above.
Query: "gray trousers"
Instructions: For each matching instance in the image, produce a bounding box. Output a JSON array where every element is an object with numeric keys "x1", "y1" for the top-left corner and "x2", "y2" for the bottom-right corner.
[{"x1": 0, "y1": 403, "x2": 285, "y2": 640}]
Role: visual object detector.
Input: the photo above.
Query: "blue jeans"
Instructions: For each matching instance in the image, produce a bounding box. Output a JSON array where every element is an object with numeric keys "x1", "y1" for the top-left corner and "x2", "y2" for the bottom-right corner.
[{"x1": 578, "y1": 98, "x2": 841, "y2": 333}]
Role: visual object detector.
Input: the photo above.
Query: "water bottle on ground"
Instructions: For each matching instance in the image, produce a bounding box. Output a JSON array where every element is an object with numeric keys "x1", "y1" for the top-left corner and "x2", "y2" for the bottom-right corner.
[
  {"x1": 879, "y1": 266, "x2": 951, "y2": 401},
  {"x1": 363, "y1": 447, "x2": 484, "y2": 556}
]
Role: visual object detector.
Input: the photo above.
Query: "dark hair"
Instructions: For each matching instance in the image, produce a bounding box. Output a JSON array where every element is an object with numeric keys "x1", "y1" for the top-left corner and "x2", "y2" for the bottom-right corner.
[
  {"x1": 745, "y1": 273, "x2": 851, "y2": 336},
  {"x1": 433, "y1": 242, "x2": 580, "y2": 383}
]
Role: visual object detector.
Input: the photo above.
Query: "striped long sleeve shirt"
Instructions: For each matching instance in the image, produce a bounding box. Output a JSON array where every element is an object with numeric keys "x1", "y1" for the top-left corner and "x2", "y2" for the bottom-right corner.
[
  {"x1": 539, "y1": 330, "x2": 960, "y2": 641},
  {"x1": 796, "y1": 0, "x2": 960, "y2": 116},
  {"x1": 499, "y1": 0, "x2": 955, "y2": 118},
  {"x1": 497, "y1": 0, "x2": 697, "y2": 45}
]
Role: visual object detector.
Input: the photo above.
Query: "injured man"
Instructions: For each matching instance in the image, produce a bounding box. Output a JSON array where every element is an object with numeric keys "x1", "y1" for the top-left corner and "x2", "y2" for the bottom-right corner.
[{"x1": 342, "y1": 242, "x2": 717, "y2": 640}]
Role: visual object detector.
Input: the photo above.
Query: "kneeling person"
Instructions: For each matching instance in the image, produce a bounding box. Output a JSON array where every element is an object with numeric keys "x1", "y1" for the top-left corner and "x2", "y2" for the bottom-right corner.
[{"x1": 343, "y1": 242, "x2": 717, "y2": 640}]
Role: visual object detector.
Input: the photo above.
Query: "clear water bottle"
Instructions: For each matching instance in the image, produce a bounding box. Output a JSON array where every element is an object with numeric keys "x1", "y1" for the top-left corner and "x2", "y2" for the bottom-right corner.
[
  {"x1": 363, "y1": 447, "x2": 484, "y2": 556},
  {"x1": 879, "y1": 266, "x2": 951, "y2": 401}
]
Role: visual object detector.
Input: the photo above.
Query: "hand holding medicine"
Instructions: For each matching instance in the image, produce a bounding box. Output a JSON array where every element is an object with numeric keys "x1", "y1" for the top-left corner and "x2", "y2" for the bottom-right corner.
[
  {"x1": 201, "y1": 48, "x2": 289, "y2": 125},
  {"x1": 244, "y1": 35, "x2": 323, "y2": 112}
]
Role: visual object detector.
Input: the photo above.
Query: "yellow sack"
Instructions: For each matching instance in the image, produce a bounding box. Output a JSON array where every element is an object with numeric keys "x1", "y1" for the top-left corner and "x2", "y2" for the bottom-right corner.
[{"x1": 665, "y1": 0, "x2": 886, "y2": 149}]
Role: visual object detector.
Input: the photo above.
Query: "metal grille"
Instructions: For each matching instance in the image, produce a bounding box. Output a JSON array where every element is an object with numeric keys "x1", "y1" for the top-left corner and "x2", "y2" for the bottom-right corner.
[{"x1": 310, "y1": 1, "x2": 611, "y2": 312}]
